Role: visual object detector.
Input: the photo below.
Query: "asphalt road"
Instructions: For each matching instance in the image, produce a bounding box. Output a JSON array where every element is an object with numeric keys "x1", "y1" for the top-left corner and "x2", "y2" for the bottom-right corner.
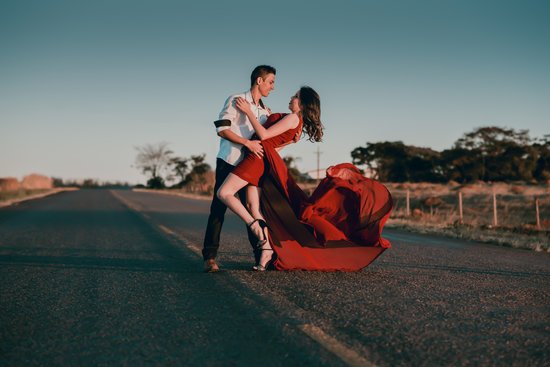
[{"x1": 1, "y1": 189, "x2": 548, "y2": 366}]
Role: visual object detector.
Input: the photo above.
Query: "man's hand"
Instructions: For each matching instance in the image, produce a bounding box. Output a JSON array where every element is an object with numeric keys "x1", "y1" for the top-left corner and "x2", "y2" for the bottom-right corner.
[{"x1": 245, "y1": 140, "x2": 264, "y2": 158}]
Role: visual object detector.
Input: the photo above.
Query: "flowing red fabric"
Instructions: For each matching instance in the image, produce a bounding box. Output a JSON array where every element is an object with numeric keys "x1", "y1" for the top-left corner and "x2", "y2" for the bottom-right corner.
[{"x1": 234, "y1": 113, "x2": 393, "y2": 271}]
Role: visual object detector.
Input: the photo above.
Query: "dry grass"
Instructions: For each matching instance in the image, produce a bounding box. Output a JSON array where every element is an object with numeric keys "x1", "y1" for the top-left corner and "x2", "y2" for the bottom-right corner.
[
  {"x1": 0, "y1": 189, "x2": 53, "y2": 202},
  {"x1": 386, "y1": 219, "x2": 549, "y2": 252},
  {"x1": 385, "y1": 182, "x2": 550, "y2": 252}
]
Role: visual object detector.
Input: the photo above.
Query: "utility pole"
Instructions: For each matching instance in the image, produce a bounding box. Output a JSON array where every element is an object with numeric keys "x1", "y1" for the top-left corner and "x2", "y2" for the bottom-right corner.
[{"x1": 315, "y1": 145, "x2": 322, "y2": 181}]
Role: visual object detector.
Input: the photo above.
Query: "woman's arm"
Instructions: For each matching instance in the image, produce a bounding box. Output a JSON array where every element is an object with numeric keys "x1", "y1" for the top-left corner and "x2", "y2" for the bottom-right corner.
[{"x1": 235, "y1": 97, "x2": 299, "y2": 140}]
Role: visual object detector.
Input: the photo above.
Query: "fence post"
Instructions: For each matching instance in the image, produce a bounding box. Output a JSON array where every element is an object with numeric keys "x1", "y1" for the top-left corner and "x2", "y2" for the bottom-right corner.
[
  {"x1": 535, "y1": 197, "x2": 540, "y2": 229},
  {"x1": 458, "y1": 191, "x2": 463, "y2": 224},
  {"x1": 406, "y1": 189, "x2": 410, "y2": 217},
  {"x1": 492, "y1": 187, "x2": 498, "y2": 227}
]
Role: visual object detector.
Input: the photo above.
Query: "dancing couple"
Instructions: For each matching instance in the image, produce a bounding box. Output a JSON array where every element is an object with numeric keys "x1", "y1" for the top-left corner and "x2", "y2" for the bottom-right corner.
[{"x1": 202, "y1": 65, "x2": 393, "y2": 272}]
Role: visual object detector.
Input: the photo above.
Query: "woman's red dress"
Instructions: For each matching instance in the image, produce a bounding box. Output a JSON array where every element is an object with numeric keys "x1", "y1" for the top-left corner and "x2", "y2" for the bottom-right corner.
[
  {"x1": 233, "y1": 113, "x2": 393, "y2": 271},
  {"x1": 232, "y1": 113, "x2": 303, "y2": 186}
]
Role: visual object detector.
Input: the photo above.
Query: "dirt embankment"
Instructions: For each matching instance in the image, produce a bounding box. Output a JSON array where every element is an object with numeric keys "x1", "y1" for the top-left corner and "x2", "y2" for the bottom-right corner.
[
  {"x1": 0, "y1": 174, "x2": 54, "y2": 192},
  {"x1": 0, "y1": 174, "x2": 76, "y2": 207}
]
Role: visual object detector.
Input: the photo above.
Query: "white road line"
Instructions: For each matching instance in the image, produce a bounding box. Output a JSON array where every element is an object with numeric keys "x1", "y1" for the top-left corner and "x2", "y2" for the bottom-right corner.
[
  {"x1": 163, "y1": 229, "x2": 203, "y2": 257},
  {"x1": 299, "y1": 324, "x2": 376, "y2": 367},
  {"x1": 110, "y1": 190, "x2": 140, "y2": 212},
  {"x1": 111, "y1": 190, "x2": 203, "y2": 258},
  {"x1": 158, "y1": 224, "x2": 175, "y2": 236},
  {"x1": 113, "y1": 190, "x2": 375, "y2": 365},
  {"x1": 155, "y1": 224, "x2": 375, "y2": 366},
  {"x1": 159, "y1": 225, "x2": 203, "y2": 257},
  {"x1": 185, "y1": 244, "x2": 202, "y2": 256}
]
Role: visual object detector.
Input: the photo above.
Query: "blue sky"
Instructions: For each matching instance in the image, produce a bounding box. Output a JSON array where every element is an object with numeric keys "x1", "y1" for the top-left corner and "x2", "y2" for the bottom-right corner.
[{"x1": 1, "y1": 0, "x2": 549, "y2": 184}]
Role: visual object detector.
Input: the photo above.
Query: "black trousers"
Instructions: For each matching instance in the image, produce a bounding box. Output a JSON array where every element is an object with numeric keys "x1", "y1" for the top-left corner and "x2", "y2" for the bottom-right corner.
[{"x1": 202, "y1": 158, "x2": 259, "y2": 262}]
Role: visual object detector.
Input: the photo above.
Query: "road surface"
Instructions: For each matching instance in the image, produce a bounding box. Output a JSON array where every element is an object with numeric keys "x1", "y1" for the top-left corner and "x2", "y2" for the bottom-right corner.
[{"x1": 1, "y1": 189, "x2": 548, "y2": 366}]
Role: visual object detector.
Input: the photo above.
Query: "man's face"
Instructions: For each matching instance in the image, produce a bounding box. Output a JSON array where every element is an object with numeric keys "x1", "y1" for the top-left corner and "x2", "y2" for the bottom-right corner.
[{"x1": 258, "y1": 73, "x2": 275, "y2": 97}]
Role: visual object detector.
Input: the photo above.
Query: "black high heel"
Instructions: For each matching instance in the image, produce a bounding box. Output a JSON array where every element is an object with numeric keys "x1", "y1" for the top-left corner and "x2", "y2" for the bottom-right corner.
[
  {"x1": 247, "y1": 219, "x2": 273, "y2": 271},
  {"x1": 247, "y1": 218, "x2": 268, "y2": 247},
  {"x1": 252, "y1": 240, "x2": 274, "y2": 271}
]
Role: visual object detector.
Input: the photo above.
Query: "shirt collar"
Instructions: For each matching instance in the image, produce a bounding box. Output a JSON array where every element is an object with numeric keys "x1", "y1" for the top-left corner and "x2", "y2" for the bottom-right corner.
[{"x1": 245, "y1": 90, "x2": 265, "y2": 109}]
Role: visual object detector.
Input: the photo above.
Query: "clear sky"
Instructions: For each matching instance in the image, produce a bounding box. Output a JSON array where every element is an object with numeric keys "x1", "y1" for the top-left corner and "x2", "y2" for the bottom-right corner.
[{"x1": 1, "y1": 0, "x2": 549, "y2": 184}]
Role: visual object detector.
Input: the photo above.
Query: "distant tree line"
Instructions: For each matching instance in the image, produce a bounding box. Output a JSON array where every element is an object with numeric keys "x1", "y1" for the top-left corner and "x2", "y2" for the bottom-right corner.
[
  {"x1": 53, "y1": 178, "x2": 132, "y2": 188},
  {"x1": 136, "y1": 126, "x2": 548, "y2": 188},
  {"x1": 134, "y1": 142, "x2": 212, "y2": 190},
  {"x1": 351, "y1": 126, "x2": 549, "y2": 183}
]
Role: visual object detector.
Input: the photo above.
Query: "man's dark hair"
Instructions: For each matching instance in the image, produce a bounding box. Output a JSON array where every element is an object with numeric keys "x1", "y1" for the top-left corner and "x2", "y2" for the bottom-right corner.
[{"x1": 250, "y1": 65, "x2": 276, "y2": 87}]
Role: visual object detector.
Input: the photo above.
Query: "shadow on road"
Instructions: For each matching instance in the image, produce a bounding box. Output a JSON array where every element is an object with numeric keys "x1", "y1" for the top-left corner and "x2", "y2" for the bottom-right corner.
[
  {"x1": 381, "y1": 261, "x2": 550, "y2": 277},
  {"x1": 0, "y1": 254, "x2": 195, "y2": 273}
]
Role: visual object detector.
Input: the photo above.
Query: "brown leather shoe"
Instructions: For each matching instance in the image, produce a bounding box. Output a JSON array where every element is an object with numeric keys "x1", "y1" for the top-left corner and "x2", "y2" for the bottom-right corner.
[{"x1": 204, "y1": 259, "x2": 220, "y2": 273}]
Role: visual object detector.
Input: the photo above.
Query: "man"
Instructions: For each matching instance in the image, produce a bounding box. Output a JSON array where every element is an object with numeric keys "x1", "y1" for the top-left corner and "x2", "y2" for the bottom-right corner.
[{"x1": 202, "y1": 65, "x2": 276, "y2": 272}]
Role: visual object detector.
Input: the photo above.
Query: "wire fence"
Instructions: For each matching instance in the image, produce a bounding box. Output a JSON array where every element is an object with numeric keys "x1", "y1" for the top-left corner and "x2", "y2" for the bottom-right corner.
[{"x1": 389, "y1": 188, "x2": 550, "y2": 231}]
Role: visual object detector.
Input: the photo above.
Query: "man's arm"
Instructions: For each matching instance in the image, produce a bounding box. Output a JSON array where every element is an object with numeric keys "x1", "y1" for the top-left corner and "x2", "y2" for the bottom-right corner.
[
  {"x1": 215, "y1": 96, "x2": 237, "y2": 135},
  {"x1": 217, "y1": 129, "x2": 263, "y2": 158},
  {"x1": 214, "y1": 95, "x2": 263, "y2": 158}
]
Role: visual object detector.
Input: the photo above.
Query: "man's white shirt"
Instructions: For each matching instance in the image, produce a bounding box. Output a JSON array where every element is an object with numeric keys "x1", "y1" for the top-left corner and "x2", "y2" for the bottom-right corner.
[{"x1": 215, "y1": 90, "x2": 270, "y2": 166}]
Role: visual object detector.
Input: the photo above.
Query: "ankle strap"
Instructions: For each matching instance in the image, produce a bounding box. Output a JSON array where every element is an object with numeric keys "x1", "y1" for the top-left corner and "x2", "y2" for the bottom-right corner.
[{"x1": 247, "y1": 219, "x2": 260, "y2": 228}]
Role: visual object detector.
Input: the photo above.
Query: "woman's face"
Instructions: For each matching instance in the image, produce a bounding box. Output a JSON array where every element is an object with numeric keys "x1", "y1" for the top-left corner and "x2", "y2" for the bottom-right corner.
[{"x1": 288, "y1": 91, "x2": 301, "y2": 113}]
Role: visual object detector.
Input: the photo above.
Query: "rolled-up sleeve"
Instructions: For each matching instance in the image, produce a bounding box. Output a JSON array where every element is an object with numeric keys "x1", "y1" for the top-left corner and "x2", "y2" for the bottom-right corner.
[
  {"x1": 216, "y1": 96, "x2": 237, "y2": 133},
  {"x1": 214, "y1": 119, "x2": 231, "y2": 131}
]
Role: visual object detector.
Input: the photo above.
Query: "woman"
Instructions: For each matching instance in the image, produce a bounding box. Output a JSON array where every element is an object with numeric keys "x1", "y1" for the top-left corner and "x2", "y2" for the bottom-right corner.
[
  {"x1": 218, "y1": 86, "x2": 393, "y2": 271},
  {"x1": 217, "y1": 86, "x2": 323, "y2": 270}
]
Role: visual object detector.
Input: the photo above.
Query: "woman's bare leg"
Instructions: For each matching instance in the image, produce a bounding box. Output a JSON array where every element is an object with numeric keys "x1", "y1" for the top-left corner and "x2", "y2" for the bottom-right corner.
[
  {"x1": 217, "y1": 173, "x2": 265, "y2": 243},
  {"x1": 246, "y1": 185, "x2": 264, "y2": 222}
]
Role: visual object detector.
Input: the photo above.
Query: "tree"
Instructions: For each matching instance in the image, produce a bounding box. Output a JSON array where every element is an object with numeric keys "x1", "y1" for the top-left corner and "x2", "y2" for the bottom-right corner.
[
  {"x1": 134, "y1": 142, "x2": 174, "y2": 188},
  {"x1": 440, "y1": 147, "x2": 484, "y2": 183},
  {"x1": 186, "y1": 154, "x2": 212, "y2": 192},
  {"x1": 455, "y1": 126, "x2": 530, "y2": 150},
  {"x1": 352, "y1": 142, "x2": 408, "y2": 181},
  {"x1": 171, "y1": 157, "x2": 190, "y2": 187},
  {"x1": 351, "y1": 126, "x2": 545, "y2": 183},
  {"x1": 351, "y1": 141, "x2": 442, "y2": 182},
  {"x1": 406, "y1": 145, "x2": 445, "y2": 182},
  {"x1": 533, "y1": 135, "x2": 550, "y2": 182},
  {"x1": 454, "y1": 126, "x2": 534, "y2": 181},
  {"x1": 283, "y1": 156, "x2": 308, "y2": 182}
]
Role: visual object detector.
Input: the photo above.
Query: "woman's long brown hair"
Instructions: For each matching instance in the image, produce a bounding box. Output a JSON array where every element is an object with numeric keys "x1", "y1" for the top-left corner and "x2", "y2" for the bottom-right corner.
[{"x1": 299, "y1": 86, "x2": 324, "y2": 142}]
